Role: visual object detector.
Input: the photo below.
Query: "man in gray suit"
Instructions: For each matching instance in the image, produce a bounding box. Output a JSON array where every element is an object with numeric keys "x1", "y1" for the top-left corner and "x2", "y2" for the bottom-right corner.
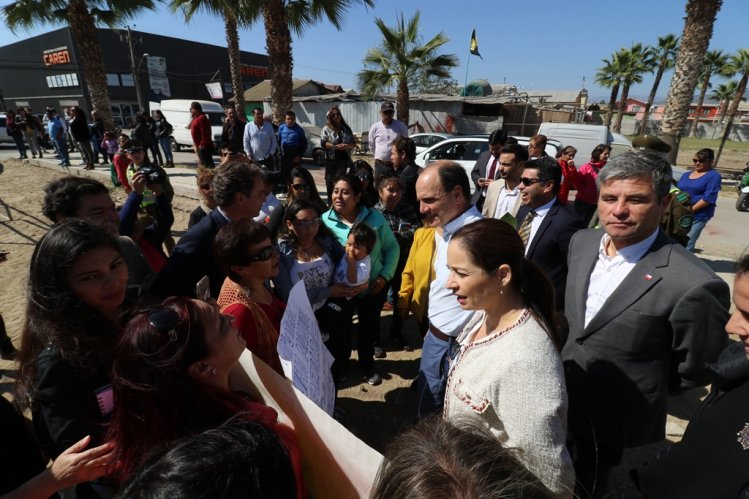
[{"x1": 561, "y1": 150, "x2": 730, "y2": 498}]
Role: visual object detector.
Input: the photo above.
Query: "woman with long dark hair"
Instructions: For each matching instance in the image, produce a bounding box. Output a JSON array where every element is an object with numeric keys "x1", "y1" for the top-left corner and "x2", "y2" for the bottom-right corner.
[
  {"x1": 266, "y1": 166, "x2": 328, "y2": 238},
  {"x1": 69, "y1": 107, "x2": 96, "y2": 170},
  {"x1": 321, "y1": 105, "x2": 356, "y2": 200},
  {"x1": 16, "y1": 219, "x2": 129, "y2": 497},
  {"x1": 443, "y1": 218, "x2": 574, "y2": 497},
  {"x1": 106, "y1": 297, "x2": 303, "y2": 496},
  {"x1": 574, "y1": 143, "x2": 611, "y2": 225}
]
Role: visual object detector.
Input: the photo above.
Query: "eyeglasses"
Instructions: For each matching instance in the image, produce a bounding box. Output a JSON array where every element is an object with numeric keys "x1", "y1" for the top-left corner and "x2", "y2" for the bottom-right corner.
[
  {"x1": 247, "y1": 245, "x2": 274, "y2": 262},
  {"x1": 519, "y1": 177, "x2": 543, "y2": 186},
  {"x1": 147, "y1": 308, "x2": 182, "y2": 343},
  {"x1": 291, "y1": 183, "x2": 309, "y2": 191},
  {"x1": 292, "y1": 218, "x2": 320, "y2": 228}
]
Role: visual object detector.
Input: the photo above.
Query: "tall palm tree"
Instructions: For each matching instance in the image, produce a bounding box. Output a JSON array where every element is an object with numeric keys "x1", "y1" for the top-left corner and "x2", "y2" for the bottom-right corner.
[
  {"x1": 595, "y1": 54, "x2": 623, "y2": 129},
  {"x1": 689, "y1": 49, "x2": 731, "y2": 137},
  {"x1": 242, "y1": 0, "x2": 374, "y2": 123},
  {"x1": 612, "y1": 43, "x2": 656, "y2": 133},
  {"x1": 169, "y1": 0, "x2": 247, "y2": 117},
  {"x1": 3, "y1": 0, "x2": 156, "y2": 131},
  {"x1": 715, "y1": 48, "x2": 749, "y2": 166},
  {"x1": 638, "y1": 34, "x2": 679, "y2": 134},
  {"x1": 357, "y1": 11, "x2": 458, "y2": 126},
  {"x1": 657, "y1": 0, "x2": 723, "y2": 164},
  {"x1": 711, "y1": 80, "x2": 740, "y2": 126}
]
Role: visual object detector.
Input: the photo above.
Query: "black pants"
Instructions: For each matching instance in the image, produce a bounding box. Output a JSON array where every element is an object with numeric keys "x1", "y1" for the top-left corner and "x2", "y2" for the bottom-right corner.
[
  {"x1": 318, "y1": 296, "x2": 358, "y2": 386},
  {"x1": 197, "y1": 146, "x2": 215, "y2": 168},
  {"x1": 574, "y1": 199, "x2": 597, "y2": 227},
  {"x1": 149, "y1": 141, "x2": 163, "y2": 166},
  {"x1": 325, "y1": 159, "x2": 350, "y2": 200}
]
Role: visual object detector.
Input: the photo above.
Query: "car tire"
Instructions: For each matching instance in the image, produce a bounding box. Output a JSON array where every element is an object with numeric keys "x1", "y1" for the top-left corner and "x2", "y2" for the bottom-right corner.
[
  {"x1": 736, "y1": 192, "x2": 749, "y2": 212},
  {"x1": 312, "y1": 148, "x2": 325, "y2": 167},
  {"x1": 170, "y1": 137, "x2": 180, "y2": 153}
]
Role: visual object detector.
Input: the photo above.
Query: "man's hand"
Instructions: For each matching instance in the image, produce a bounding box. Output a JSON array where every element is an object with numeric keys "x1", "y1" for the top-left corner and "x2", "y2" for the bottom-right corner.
[
  {"x1": 477, "y1": 178, "x2": 493, "y2": 188},
  {"x1": 131, "y1": 172, "x2": 147, "y2": 195}
]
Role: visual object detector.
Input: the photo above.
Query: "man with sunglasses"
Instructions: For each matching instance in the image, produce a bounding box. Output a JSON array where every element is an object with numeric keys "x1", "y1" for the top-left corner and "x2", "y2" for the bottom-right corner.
[
  {"x1": 369, "y1": 102, "x2": 408, "y2": 185},
  {"x1": 481, "y1": 143, "x2": 528, "y2": 221},
  {"x1": 515, "y1": 157, "x2": 584, "y2": 312}
]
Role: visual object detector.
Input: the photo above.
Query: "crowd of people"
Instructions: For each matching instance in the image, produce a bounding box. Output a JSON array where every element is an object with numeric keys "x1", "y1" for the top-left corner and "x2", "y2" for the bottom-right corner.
[{"x1": 1, "y1": 101, "x2": 747, "y2": 499}]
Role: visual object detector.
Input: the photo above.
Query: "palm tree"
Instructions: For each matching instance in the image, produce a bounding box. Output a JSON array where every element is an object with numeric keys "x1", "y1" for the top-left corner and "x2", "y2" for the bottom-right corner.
[
  {"x1": 711, "y1": 80, "x2": 739, "y2": 127},
  {"x1": 3, "y1": 0, "x2": 156, "y2": 131},
  {"x1": 595, "y1": 54, "x2": 623, "y2": 129},
  {"x1": 715, "y1": 48, "x2": 749, "y2": 166},
  {"x1": 638, "y1": 34, "x2": 679, "y2": 135},
  {"x1": 241, "y1": 0, "x2": 374, "y2": 123},
  {"x1": 657, "y1": 0, "x2": 723, "y2": 164},
  {"x1": 689, "y1": 49, "x2": 731, "y2": 137},
  {"x1": 612, "y1": 43, "x2": 656, "y2": 133},
  {"x1": 357, "y1": 11, "x2": 458, "y2": 126},
  {"x1": 169, "y1": 0, "x2": 247, "y2": 117}
]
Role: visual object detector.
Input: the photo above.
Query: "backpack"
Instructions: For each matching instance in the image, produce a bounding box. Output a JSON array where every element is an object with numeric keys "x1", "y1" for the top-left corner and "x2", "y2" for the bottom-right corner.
[{"x1": 661, "y1": 187, "x2": 693, "y2": 247}]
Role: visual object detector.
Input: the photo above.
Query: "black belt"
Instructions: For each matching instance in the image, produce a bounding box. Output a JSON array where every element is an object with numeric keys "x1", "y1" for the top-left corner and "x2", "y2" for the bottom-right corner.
[{"x1": 428, "y1": 322, "x2": 451, "y2": 341}]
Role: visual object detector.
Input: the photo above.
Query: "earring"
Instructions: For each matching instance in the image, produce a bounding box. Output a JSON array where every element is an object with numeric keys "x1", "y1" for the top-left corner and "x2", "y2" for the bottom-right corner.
[
  {"x1": 500, "y1": 288, "x2": 504, "y2": 295},
  {"x1": 210, "y1": 368, "x2": 217, "y2": 376}
]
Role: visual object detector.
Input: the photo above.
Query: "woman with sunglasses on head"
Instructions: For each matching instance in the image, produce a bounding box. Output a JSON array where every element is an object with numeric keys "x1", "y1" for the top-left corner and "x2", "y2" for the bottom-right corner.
[
  {"x1": 443, "y1": 219, "x2": 574, "y2": 497},
  {"x1": 266, "y1": 166, "x2": 327, "y2": 238},
  {"x1": 106, "y1": 296, "x2": 304, "y2": 496},
  {"x1": 677, "y1": 148, "x2": 721, "y2": 252},
  {"x1": 16, "y1": 219, "x2": 129, "y2": 497},
  {"x1": 213, "y1": 219, "x2": 285, "y2": 375},
  {"x1": 321, "y1": 106, "x2": 356, "y2": 200},
  {"x1": 350, "y1": 160, "x2": 378, "y2": 208}
]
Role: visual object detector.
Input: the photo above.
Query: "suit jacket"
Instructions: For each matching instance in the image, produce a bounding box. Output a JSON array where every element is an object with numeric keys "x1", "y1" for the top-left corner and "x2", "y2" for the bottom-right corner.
[
  {"x1": 481, "y1": 178, "x2": 522, "y2": 220},
  {"x1": 470, "y1": 150, "x2": 494, "y2": 205},
  {"x1": 561, "y1": 229, "x2": 730, "y2": 448},
  {"x1": 151, "y1": 208, "x2": 229, "y2": 298},
  {"x1": 516, "y1": 201, "x2": 584, "y2": 311}
]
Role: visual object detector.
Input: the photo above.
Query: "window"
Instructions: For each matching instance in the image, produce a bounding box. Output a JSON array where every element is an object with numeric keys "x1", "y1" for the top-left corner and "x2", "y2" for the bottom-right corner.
[
  {"x1": 46, "y1": 73, "x2": 80, "y2": 88},
  {"x1": 120, "y1": 74, "x2": 134, "y2": 87},
  {"x1": 106, "y1": 74, "x2": 120, "y2": 86}
]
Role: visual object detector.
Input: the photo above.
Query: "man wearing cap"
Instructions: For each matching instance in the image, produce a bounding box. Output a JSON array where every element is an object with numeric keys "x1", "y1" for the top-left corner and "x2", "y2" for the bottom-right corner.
[{"x1": 369, "y1": 102, "x2": 408, "y2": 184}]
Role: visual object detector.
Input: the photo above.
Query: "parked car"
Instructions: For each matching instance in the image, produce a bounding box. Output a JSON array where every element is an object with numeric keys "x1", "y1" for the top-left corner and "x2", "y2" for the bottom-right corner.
[
  {"x1": 0, "y1": 114, "x2": 14, "y2": 144},
  {"x1": 415, "y1": 135, "x2": 561, "y2": 194},
  {"x1": 301, "y1": 124, "x2": 326, "y2": 166},
  {"x1": 410, "y1": 132, "x2": 452, "y2": 154},
  {"x1": 537, "y1": 122, "x2": 631, "y2": 161}
]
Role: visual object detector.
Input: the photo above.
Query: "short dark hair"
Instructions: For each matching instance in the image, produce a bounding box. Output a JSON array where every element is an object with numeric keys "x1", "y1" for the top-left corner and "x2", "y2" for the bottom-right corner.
[
  {"x1": 349, "y1": 222, "x2": 377, "y2": 254},
  {"x1": 117, "y1": 418, "x2": 296, "y2": 499},
  {"x1": 488, "y1": 129, "x2": 509, "y2": 146},
  {"x1": 435, "y1": 161, "x2": 471, "y2": 204},
  {"x1": 501, "y1": 143, "x2": 530, "y2": 163},
  {"x1": 285, "y1": 110, "x2": 296, "y2": 118},
  {"x1": 392, "y1": 136, "x2": 416, "y2": 161},
  {"x1": 190, "y1": 101, "x2": 202, "y2": 112},
  {"x1": 695, "y1": 148, "x2": 715, "y2": 162},
  {"x1": 211, "y1": 161, "x2": 260, "y2": 208},
  {"x1": 530, "y1": 134, "x2": 547, "y2": 149},
  {"x1": 213, "y1": 219, "x2": 271, "y2": 282},
  {"x1": 332, "y1": 174, "x2": 364, "y2": 197},
  {"x1": 42, "y1": 176, "x2": 109, "y2": 222},
  {"x1": 525, "y1": 156, "x2": 562, "y2": 193},
  {"x1": 252, "y1": 107, "x2": 263, "y2": 115},
  {"x1": 738, "y1": 253, "x2": 749, "y2": 275}
]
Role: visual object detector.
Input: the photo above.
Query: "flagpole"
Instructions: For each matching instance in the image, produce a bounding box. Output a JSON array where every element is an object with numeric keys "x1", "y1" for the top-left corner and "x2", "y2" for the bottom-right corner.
[{"x1": 463, "y1": 51, "x2": 471, "y2": 96}]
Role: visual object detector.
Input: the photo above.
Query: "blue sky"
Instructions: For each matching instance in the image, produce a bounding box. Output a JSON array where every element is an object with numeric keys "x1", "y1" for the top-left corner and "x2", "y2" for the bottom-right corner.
[{"x1": 1, "y1": 0, "x2": 747, "y2": 103}]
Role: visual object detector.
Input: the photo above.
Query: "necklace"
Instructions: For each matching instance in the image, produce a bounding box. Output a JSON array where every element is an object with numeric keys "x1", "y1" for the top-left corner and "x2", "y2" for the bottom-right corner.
[
  {"x1": 299, "y1": 241, "x2": 319, "y2": 260},
  {"x1": 241, "y1": 283, "x2": 272, "y2": 305}
]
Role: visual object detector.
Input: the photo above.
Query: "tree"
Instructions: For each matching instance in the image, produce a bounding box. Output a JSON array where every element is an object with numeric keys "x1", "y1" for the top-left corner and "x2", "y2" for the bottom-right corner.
[
  {"x1": 711, "y1": 79, "x2": 740, "y2": 127},
  {"x1": 357, "y1": 11, "x2": 458, "y2": 126},
  {"x1": 241, "y1": 0, "x2": 374, "y2": 123},
  {"x1": 595, "y1": 54, "x2": 623, "y2": 129},
  {"x1": 169, "y1": 0, "x2": 247, "y2": 117},
  {"x1": 688, "y1": 49, "x2": 730, "y2": 137},
  {"x1": 3, "y1": 0, "x2": 156, "y2": 131},
  {"x1": 612, "y1": 43, "x2": 656, "y2": 134},
  {"x1": 637, "y1": 34, "x2": 679, "y2": 135},
  {"x1": 715, "y1": 48, "x2": 749, "y2": 167},
  {"x1": 657, "y1": 0, "x2": 723, "y2": 164}
]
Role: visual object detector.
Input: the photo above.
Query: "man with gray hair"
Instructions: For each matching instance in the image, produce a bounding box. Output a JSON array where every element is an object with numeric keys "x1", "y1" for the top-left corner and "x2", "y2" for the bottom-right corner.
[{"x1": 561, "y1": 150, "x2": 730, "y2": 497}]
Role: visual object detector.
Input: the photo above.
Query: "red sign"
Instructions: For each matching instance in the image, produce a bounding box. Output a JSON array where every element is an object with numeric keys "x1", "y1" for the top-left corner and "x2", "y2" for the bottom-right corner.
[
  {"x1": 240, "y1": 64, "x2": 269, "y2": 79},
  {"x1": 43, "y1": 47, "x2": 71, "y2": 66}
]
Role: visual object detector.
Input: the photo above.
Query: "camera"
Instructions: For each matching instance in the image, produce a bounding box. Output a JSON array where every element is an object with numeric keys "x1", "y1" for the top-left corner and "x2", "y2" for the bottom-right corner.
[{"x1": 138, "y1": 165, "x2": 163, "y2": 184}]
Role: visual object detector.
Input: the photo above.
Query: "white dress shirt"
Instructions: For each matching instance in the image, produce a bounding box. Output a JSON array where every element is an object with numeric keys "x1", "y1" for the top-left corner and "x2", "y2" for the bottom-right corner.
[
  {"x1": 524, "y1": 198, "x2": 556, "y2": 256},
  {"x1": 243, "y1": 121, "x2": 277, "y2": 160},
  {"x1": 427, "y1": 206, "x2": 483, "y2": 335},
  {"x1": 584, "y1": 229, "x2": 659, "y2": 327},
  {"x1": 493, "y1": 185, "x2": 520, "y2": 219},
  {"x1": 368, "y1": 119, "x2": 408, "y2": 161}
]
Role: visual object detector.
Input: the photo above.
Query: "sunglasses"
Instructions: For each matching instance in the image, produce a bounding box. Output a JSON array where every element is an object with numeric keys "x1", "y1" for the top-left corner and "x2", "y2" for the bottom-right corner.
[
  {"x1": 519, "y1": 177, "x2": 543, "y2": 186},
  {"x1": 357, "y1": 173, "x2": 372, "y2": 181},
  {"x1": 147, "y1": 308, "x2": 182, "y2": 343},
  {"x1": 330, "y1": 113, "x2": 341, "y2": 117},
  {"x1": 291, "y1": 183, "x2": 309, "y2": 191},
  {"x1": 248, "y1": 245, "x2": 274, "y2": 262},
  {"x1": 692, "y1": 158, "x2": 708, "y2": 164},
  {"x1": 293, "y1": 218, "x2": 320, "y2": 228}
]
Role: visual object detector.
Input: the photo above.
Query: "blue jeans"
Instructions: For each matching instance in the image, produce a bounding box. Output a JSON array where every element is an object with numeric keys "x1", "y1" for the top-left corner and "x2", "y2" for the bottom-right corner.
[
  {"x1": 686, "y1": 218, "x2": 707, "y2": 252},
  {"x1": 52, "y1": 138, "x2": 70, "y2": 165},
  {"x1": 416, "y1": 330, "x2": 451, "y2": 417},
  {"x1": 159, "y1": 137, "x2": 173, "y2": 163},
  {"x1": 11, "y1": 134, "x2": 26, "y2": 157}
]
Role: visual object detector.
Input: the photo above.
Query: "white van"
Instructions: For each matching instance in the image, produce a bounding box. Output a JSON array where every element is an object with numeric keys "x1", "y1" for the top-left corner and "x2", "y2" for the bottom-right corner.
[
  {"x1": 151, "y1": 99, "x2": 225, "y2": 152},
  {"x1": 537, "y1": 123, "x2": 631, "y2": 162}
]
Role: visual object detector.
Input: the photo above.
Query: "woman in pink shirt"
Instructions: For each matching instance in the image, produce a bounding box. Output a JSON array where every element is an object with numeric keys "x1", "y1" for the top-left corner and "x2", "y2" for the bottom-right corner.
[{"x1": 573, "y1": 144, "x2": 610, "y2": 225}]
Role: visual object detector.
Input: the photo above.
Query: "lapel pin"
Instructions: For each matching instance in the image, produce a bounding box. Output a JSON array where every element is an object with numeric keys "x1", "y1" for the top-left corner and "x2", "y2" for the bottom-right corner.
[
  {"x1": 738, "y1": 422, "x2": 749, "y2": 451},
  {"x1": 644, "y1": 274, "x2": 653, "y2": 281}
]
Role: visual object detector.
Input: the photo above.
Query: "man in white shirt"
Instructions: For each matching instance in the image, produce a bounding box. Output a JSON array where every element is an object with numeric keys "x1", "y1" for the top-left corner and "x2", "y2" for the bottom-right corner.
[
  {"x1": 561, "y1": 150, "x2": 730, "y2": 497},
  {"x1": 415, "y1": 161, "x2": 482, "y2": 416},
  {"x1": 481, "y1": 143, "x2": 527, "y2": 221},
  {"x1": 243, "y1": 107, "x2": 277, "y2": 169},
  {"x1": 369, "y1": 102, "x2": 408, "y2": 184}
]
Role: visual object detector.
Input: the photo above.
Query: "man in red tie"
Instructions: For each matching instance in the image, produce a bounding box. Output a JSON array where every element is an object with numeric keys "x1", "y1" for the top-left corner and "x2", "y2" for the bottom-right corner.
[{"x1": 470, "y1": 129, "x2": 509, "y2": 210}]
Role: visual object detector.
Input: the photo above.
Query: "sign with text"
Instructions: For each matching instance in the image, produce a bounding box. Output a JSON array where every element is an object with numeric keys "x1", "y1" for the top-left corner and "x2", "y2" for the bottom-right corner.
[
  {"x1": 146, "y1": 56, "x2": 171, "y2": 97},
  {"x1": 240, "y1": 64, "x2": 269, "y2": 79},
  {"x1": 43, "y1": 46, "x2": 71, "y2": 66}
]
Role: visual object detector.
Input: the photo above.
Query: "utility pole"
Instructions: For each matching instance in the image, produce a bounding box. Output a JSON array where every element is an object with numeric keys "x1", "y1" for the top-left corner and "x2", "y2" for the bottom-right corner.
[{"x1": 125, "y1": 26, "x2": 147, "y2": 115}]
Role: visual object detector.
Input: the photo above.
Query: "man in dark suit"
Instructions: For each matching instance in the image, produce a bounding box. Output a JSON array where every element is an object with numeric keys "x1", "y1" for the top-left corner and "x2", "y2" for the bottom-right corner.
[
  {"x1": 470, "y1": 129, "x2": 508, "y2": 210},
  {"x1": 151, "y1": 161, "x2": 265, "y2": 298},
  {"x1": 515, "y1": 157, "x2": 584, "y2": 311},
  {"x1": 561, "y1": 150, "x2": 730, "y2": 498}
]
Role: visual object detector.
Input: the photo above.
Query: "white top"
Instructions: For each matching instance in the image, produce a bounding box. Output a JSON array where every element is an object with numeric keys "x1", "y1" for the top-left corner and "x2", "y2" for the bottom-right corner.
[
  {"x1": 290, "y1": 254, "x2": 334, "y2": 310},
  {"x1": 584, "y1": 229, "x2": 659, "y2": 327},
  {"x1": 427, "y1": 206, "x2": 483, "y2": 334},
  {"x1": 334, "y1": 255, "x2": 370, "y2": 286},
  {"x1": 492, "y1": 185, "x2": 521, "y2": 219},
  {"x1": 524, "y1": 198, "x2": 556, "y2": 255},
  {"x1": 368, "y1": 119, "x2": 408, "y2": 161},
  {"x1": 243, "y1": 121, "x2": 277, "y2": 160},
  {"x1": 444, "y1": 311, "x2": 574, "y2": 496},
  {"x1": 254, "y1": 194, "x2": 280, "y2": 223}
]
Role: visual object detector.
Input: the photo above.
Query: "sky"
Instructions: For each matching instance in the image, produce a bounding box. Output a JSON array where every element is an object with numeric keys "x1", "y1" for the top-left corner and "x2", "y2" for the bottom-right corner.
[{"x1": 1, "y1": 0, "x2": 747, "y2": 103}]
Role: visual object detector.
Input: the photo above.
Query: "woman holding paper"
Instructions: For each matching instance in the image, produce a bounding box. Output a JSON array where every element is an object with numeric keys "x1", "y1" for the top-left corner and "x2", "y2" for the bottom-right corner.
[
  {"x1": 213, "y1": 219, "x2": 285, "y2": 375},
  {"x1": 106, "y1": 296, "x2": 303, "y2": 494}
]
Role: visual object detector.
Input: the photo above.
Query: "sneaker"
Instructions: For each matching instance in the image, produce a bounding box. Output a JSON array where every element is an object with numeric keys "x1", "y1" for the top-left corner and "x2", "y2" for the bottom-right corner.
[
  {"x1": 0, "y1": 338, "x2": 18, "y2": 361},
  {"x1": 364, "y1": 372, "x2": 382, "y2": 386},
  {"x1": 374, "y1": 346, "x2": 387, "y2": 359}
]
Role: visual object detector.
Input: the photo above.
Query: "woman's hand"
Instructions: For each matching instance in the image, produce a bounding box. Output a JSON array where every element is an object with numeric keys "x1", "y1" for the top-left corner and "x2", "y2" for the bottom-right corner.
[
  {"x1": 369, "y1": 277, "x2": 387, "y2": 295},
  {"x1": 50, "y1": 436, "x2": 115, "y2": 489},
  {"x1": 329, "y1": 283, "x2": 367, "y2": 298}
]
